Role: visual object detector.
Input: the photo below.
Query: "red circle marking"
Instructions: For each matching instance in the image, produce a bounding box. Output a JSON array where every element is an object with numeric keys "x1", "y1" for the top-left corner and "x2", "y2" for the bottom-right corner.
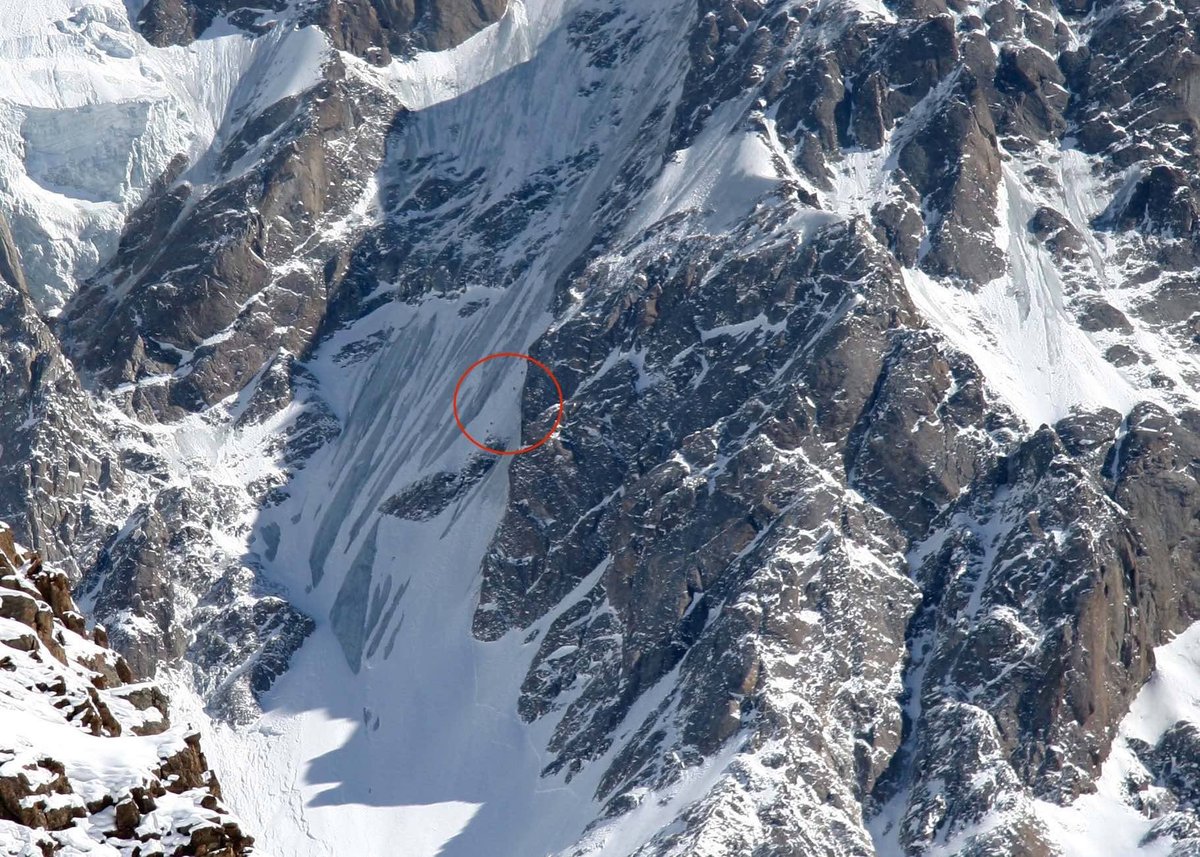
[{"x1": 453, "y1": 352, "x2": 564, "y2": 456}]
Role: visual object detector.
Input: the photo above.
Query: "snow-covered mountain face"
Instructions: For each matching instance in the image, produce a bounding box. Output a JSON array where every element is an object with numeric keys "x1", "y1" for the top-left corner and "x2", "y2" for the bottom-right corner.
[
  {"x1": 0, "y1": 521, "x2": 252, "y2": 856},
  {"x1": 3, "y1": 0, "x2": 1200, "y2": 855}
]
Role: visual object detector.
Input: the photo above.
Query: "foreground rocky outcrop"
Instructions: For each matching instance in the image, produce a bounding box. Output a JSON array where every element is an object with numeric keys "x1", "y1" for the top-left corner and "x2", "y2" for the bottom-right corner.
[{"x1": 0, "y1": 521, "x2": 254, "y2": 856}]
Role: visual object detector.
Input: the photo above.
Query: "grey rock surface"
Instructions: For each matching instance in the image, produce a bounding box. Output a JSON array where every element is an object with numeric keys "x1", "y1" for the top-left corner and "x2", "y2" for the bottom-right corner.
[
  {"x1": 4, "y1": 0, "x2": 1200, "y2": 854},
  {"x1": 137, "y1": 0, "x2": 508, "y2": 57}
]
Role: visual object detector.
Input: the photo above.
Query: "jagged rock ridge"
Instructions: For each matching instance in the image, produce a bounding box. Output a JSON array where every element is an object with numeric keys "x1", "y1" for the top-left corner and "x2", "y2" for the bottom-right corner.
[
  {"x1": 137, "y1": 0, "x2": 508, "y2": 58},
  {"x1": 0, "y1": 522, "x2": 254, "y2": 856}
]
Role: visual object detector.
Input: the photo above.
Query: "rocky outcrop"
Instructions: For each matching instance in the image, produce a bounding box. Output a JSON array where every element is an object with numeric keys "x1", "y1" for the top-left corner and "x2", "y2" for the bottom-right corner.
[
  {"x1": 0, "y1": 213, "x2": 124, "y2": 576},
  {"x1": 0, "y1": 522, "x2": 254, "y2": 855},
  {"x1": 381, "y1": 455, "x2": 497, "y2": 521},
  {"x1": 136, "y1": 0, "x2": 284, "y2": 47},
  {"x1": 78, "y1": 481, "x2": 316, "y2": 722},
  {"x1": 875, "y1": 408, "x2": 1200, "y2": 853},
  {"x1": 62, "y1": 57, "x2": 402, "y2": 419},
  {"x1": 3, "y1": 195, "x2": 313, "y2": 723},
  {"x1": 137, "y1": 0, "x2": 508, "y2": 59},
  {"x1": 467, "y1": 213, "x2": 986, "y2": 851},
  {"x1": 313, "y1": 0, "x2": 510, "y2": 60}
]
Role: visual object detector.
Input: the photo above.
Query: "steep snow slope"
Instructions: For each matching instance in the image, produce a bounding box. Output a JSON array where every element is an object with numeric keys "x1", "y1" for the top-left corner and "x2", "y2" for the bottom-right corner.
[{"x1": 185, "y1": 3, "x2": 713, "y2": 854}]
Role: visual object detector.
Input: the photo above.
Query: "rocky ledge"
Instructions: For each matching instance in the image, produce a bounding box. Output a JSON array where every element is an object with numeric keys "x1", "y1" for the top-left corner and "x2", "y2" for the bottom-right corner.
[
  {"x1": 136, "y1": 0, "x2": 508, "y2": 60},
  {"x1": 0, "y1": 521, "x2": 253, "y2": 856}
]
